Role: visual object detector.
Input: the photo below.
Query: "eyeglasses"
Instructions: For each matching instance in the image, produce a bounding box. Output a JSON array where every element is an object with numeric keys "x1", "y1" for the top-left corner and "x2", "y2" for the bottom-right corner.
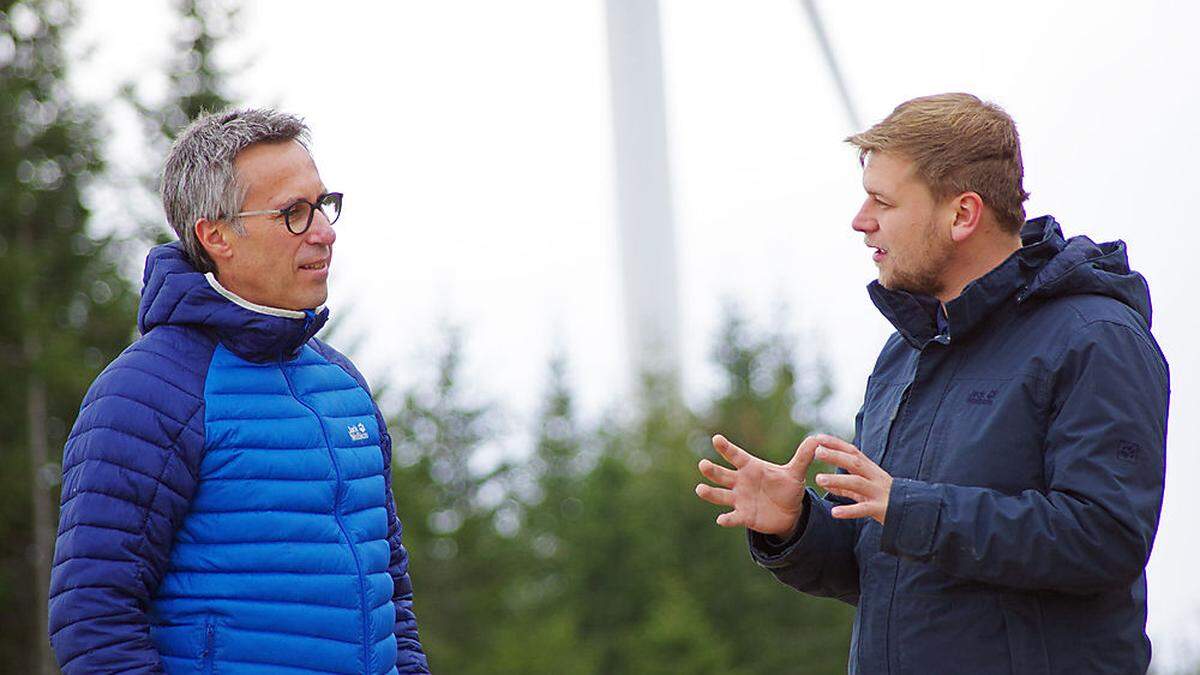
[{"x1": 235, "y1": 192, "x2": 343, "y2": 234}]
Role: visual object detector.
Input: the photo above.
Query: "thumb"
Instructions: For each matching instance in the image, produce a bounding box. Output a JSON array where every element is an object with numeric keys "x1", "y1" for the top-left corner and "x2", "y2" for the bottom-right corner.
[{"x1": 785, "y1": 436, "x2": 821, "y2": 476}]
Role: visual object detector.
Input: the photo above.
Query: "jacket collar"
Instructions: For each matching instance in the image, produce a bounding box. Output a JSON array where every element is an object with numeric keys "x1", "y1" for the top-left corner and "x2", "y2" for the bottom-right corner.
[
  {"x1": 138, "y1": 242, "x2": 329, "y2": 363},
  {"x1": 867, "y1": 216, "x2": 1063, "y2": 350}
]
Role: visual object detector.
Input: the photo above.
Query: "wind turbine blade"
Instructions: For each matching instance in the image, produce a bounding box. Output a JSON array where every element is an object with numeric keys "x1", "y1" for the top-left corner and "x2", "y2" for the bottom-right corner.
[{"x1": 800, "y1": 0, "x2": 862, "y2": 131}]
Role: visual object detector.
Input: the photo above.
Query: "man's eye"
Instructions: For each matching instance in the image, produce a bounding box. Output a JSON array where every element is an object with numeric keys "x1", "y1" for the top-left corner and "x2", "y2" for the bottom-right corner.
[{"x1": 874, "y1": 197, "x2": 890, "y2": 208}]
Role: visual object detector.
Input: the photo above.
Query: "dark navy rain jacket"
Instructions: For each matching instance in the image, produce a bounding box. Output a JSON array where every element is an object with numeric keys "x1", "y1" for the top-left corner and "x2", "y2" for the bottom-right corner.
[{"x1": 750, "y1": 216, "x2": 1169, "y2": 674}]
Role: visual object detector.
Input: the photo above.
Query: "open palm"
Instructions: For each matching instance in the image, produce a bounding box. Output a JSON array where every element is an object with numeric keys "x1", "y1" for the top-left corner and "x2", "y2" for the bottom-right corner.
[{"x1": 695, "y1": 434, "x2": 817, "y2": 537}]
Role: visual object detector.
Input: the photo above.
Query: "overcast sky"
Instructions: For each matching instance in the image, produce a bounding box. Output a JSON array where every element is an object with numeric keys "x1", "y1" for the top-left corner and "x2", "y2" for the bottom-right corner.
[{"x1": 70, "y1": 1, "x2": 1199, "y2": 668}]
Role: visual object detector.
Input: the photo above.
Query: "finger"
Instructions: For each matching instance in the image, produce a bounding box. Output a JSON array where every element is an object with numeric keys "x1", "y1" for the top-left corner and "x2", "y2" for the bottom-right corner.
[
  {"x1": 814, "y1": 434, "x2": 861, "y2": 455},
  {"x1": 813, "y1": 445, "x2": 858, "y2": 471},
  {"x1": 815, "y1": 446, "x2": 874, "y2": 477},
  {"x1": 830, "y1": 502, "x2": 876, "y2": 520},
  {"x1": 821, "y1": 485, "x2": 868, "y2": 503},
  {"x1": 715, "y1": 511, "x2": 746, "y2": 528},
  {"x1": 785, "y1": 436, "x2": 821, "y2": 474},
  {"x1": 814, "y1": 472, "x2": 873, "y2": 497},
  {"x1": 698, "y1": 459, "x2": 737, "y2": 488},
  {"x1": 711, "y1": 434, "x2": 752, "y2": 469},
  {"x1": 695, "y1": 483, "x2": 735, "y2": 507}
]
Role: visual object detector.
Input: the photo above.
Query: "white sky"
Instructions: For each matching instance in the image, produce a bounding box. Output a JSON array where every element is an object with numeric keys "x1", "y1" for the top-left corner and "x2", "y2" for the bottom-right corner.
[{"x1": 70, "y1": 1, "x2": 1199, "y2": 669}]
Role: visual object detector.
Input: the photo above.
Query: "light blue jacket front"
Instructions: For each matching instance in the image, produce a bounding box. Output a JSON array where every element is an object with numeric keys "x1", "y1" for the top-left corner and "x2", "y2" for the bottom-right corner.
[{"x1": 50, "y1": 242, "x2": 428, "y2": 674}]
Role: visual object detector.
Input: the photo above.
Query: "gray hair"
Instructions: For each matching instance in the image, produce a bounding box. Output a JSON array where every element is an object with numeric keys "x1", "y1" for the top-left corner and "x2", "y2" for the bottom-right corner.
[{"x1": 160, "y1": 108, "x2": 310, "y2": 273}]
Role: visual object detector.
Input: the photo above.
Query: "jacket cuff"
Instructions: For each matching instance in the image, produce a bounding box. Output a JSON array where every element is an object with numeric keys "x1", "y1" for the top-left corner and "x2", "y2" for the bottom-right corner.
[
  {"x1": 880, "y1": 478, "x2": 942, "y2": 559},
  {"x1": 748, "y1": 489, "x2": 823, "y2": 568}
]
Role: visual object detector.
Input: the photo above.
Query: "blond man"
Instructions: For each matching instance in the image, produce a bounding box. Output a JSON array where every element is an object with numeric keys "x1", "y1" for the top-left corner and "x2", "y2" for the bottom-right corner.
[{"x1": 697, "y1": 93, "x2": 1168, "y2": 674}]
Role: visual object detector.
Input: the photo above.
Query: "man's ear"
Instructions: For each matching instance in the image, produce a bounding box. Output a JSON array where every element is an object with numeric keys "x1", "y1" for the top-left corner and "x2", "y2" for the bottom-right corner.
[
  {"x1": 949, "y1": 192, "x2": 984, "y2": 243},
  {"x1": 195, "y1": 218, "x2": 234, "y2": 266}
]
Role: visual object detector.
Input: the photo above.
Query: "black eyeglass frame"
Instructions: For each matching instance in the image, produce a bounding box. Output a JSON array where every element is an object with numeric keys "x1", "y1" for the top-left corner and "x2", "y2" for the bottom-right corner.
[{"x1": 235, "y1": 191, "x2": 343, "y2": 234}]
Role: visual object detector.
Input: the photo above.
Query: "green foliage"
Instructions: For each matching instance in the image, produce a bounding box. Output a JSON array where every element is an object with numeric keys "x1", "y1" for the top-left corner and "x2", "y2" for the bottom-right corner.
[
  {"x1": 693, "y1": 313, "x2": 854, "y2": 673},
  {"x1": 0, "y1": 0, "x2": 139, "y2": 669},
  {"x1": 4, "y1": 4, "x2": 848, "y2": 671},
  {"x1": 386, "y1": 326, "x2": 521, "y2": 673},
  {"x1": 139, "y1": 0, "x2": 238, "y2": 141},
  {"x1": 384, "y1": 311, "x2": 853, "y2": 673},
  {"x1": 0, "y1": 0, "x2": 244, "y2": 667},
  {"x1": 120, "y1": 0, "x2": 239, "y2": 245}
]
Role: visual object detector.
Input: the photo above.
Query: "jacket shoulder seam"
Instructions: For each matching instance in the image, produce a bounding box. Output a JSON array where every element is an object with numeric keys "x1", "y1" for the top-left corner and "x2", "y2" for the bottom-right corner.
[{"x1": 131, "y1": 402, "x2": 205, "y2": 593}]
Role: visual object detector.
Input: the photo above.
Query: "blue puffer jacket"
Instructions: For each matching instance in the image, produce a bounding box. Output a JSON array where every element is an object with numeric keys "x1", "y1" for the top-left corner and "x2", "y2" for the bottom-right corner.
[
  {"x1": 750, "y1": 216, "x2": 1169, "y2": 674},
  {"x1": 49, "y1": 243, "x2": 429, "y2": 674}
]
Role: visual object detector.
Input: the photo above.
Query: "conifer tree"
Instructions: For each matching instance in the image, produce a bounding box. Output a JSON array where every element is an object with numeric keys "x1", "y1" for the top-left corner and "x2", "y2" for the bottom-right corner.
[{"x1": 0, "y1": 1, "x2": 137, "y2": 670}]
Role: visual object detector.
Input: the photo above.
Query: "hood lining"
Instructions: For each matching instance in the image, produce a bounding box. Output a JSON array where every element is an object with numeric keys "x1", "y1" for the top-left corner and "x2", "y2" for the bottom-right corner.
[{"x1": 204, "y1": 273, "x2": 309, "y2": 319}]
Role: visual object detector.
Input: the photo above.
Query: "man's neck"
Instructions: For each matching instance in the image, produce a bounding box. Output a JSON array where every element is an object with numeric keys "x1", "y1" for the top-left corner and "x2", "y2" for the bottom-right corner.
[{"x1": 937, "y1": 234, "x2": 1022, "y2": 306}]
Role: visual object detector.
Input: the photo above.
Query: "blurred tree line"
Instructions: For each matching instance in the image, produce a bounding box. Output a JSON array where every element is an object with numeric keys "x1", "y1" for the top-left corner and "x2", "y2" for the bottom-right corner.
[
  {"x1": 0, "y1": 0, "x2": 235, "y2": 671},
  {"x1": 1, "y1": 1, "x2": 139, "y2": 672},
  {"x1": 0, "y1": 0, "x2": 858, "y2": 672},
  {"x1": 388, "y1": 318, "x2": 853, "y2": 673}
]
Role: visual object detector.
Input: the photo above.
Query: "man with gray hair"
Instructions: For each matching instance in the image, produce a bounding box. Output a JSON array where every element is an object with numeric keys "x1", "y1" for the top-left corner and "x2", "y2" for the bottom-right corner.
[{"x1": 48, "y1": 109, "x2": 429, "y2": 674}]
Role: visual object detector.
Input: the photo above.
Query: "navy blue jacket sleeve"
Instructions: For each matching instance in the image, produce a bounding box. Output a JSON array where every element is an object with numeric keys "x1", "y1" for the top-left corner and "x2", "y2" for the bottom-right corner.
[
  {"x1": 48, "y1": 342, "x2": 206, "y2": 673},
  {"x1": 379, "y1": 426, "x2": 430, "y2": 673},
  {"x1": 746, "y1": 410, "x2": 865, "y2": 605},
  {"x1": 878, "y1": 320, "x2": 1169, "y2": 593},
  {"x1": 748, "y1": 489, "x2": 861, "y2": 604}
]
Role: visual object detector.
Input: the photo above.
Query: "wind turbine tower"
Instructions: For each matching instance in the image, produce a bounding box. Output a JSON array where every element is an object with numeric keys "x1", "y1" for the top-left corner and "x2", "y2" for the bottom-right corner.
[
  {"x1": 604, "y1": 0, "x2": 682, "y2": 390},
  {"x1": 602, "y1": 0, "x2": 859, "y2": 393}
]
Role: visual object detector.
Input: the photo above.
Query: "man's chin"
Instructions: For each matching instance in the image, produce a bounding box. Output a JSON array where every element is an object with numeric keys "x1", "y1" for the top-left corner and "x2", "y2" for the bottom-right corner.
[
  {"x1": 299, "y1": 281, "x2": 329, "y2": 310},
  {"x1": 281, "y1": 290, "x2": 328, "y2": 312},
  {"x1": 303, "y1": 293, "x2": 329, "y2": 311},
  {"x1": 878, "y1": 272, "x2": 919, "y2": 295}
]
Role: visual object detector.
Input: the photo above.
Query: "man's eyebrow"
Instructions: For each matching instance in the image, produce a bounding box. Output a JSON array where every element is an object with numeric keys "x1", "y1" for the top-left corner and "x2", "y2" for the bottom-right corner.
[
  {"x1": 271, "y1": 195, "x2": 306, "y2": 210},
  {"x1": 272, "y1": 189, "x2": 326, "y2": 210}
]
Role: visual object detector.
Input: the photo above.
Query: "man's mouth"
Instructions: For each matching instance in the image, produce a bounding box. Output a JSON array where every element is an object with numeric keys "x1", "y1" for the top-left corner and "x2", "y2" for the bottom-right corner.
[
  {"x1": 870, "y1": 245, "x2": 888, "y2": 263},
  {"x1": 299, "y1": 260, "x2": 329, "y2": 271}
]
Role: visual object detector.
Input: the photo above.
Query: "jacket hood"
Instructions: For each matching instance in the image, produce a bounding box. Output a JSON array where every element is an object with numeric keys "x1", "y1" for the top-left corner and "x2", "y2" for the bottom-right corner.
[
  {"x1": 869, "y1": 215, "x2": 1152, "y2": 349},
  {"x1": 1016, "y1": 215, "x2": 1152, "y2": 322},
  {"x1": 138, "y1": 242, "x2": 329, "y2": 362}
]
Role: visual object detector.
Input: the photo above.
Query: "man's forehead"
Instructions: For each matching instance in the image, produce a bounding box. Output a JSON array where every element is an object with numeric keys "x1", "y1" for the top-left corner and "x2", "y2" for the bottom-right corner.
[
  {"x1": 234, "y1": 138, "x2": 312, "y2": 167},
  {"x1": 235, "y1": 140, "x2": 322, "y2": 201},
  {"x1": 863, "y1": 151, "x2": 917, "y2": 190}
]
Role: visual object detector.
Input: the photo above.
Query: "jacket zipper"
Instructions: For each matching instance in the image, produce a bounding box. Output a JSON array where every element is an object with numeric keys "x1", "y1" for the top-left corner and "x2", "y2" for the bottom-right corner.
[
  {"x1": 201, "y1": 616, "x2": 216, "y2": 674},
  {"x1": 280, "y1": 358, "x2": 374, "y2": 673},
  {"x1": 879, "y1": 341, "x2": 952, "y2": 674},
  {"x1": 877, "y1": 352, "x2": 926, "y2": 674}
]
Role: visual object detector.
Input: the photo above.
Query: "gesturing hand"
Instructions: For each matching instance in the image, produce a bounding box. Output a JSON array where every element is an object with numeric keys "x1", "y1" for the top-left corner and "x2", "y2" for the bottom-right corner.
[
  {"x1": 695, "y1": 434, "x2": 820, "y2": 537},
  {"x1": 811, "y1": 435, "x2": 893, "y2": 525}
]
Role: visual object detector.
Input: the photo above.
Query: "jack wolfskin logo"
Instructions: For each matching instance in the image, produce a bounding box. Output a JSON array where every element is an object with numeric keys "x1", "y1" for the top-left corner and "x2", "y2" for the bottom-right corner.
[
  {"x1": 348, "y1": 422, "x2": 369, "y2": 441},
  {"x1": 1118, "y1": 441, "x2": 1141, "y2": 464},
  {"x1": 966, "y1": 389, "x2": 998, "y2": 405}
]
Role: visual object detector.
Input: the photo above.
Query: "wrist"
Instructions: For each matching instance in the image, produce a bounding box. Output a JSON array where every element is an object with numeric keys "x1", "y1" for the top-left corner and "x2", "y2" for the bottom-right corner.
[
  {"x1": 780, "y1": 509, "x2": 804, "y2": 540},
  {"x1": 768, "y1": 490, "x2": 810, "y2": 542}
]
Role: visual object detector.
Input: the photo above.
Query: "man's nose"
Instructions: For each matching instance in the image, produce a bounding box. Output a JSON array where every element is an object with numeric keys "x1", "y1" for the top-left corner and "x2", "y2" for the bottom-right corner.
[
  {"x1": 306, "y1": 212, "x2": 337, "y2": 246},
  {"x1": 851, "y1": 201, "x2": 875, "y2": 234}
]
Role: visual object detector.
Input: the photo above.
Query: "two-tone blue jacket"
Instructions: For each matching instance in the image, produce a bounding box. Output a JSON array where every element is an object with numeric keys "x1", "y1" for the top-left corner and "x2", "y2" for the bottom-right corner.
[
  {"x1": 750, "y1": 216, "x2": 1169, "y2": 674},
  {"x1": 48, "y1": 242, "x2": 429, "y2": 674}
]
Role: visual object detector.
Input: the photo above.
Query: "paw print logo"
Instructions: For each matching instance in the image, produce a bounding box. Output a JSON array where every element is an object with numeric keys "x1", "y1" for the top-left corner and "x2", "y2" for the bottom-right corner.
[{"x1": 347, "y1": 422, "x2": 369, "y2": 442}]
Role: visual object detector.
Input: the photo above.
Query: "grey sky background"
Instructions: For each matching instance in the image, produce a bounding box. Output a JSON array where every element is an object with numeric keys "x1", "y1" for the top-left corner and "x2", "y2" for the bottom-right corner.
[{"x1": 71, "y1": 1, "x2": 1198, "y2": 668}]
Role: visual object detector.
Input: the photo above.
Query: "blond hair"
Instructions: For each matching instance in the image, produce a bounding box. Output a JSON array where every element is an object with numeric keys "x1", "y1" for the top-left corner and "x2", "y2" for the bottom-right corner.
[{"x1": 847, "y1": 93, "x2": 1029, "y2": 232}]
